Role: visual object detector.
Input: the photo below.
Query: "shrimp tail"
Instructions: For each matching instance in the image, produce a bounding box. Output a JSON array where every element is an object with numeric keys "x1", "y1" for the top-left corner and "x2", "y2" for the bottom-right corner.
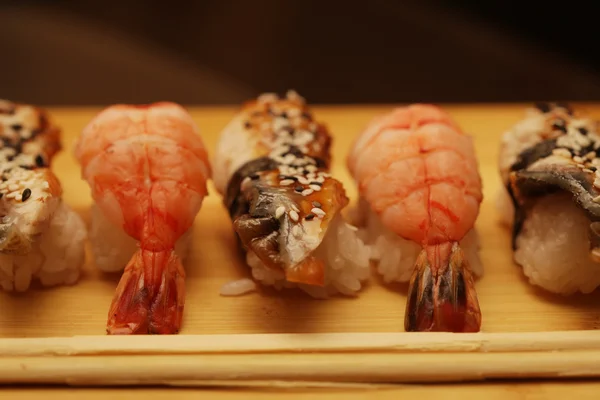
[
  {"x1": 404, "y1": 242, "x2": 481, "y2": 333},
  {"x1": 107, "y1": 249, "x2": 185, "y2": 335}
]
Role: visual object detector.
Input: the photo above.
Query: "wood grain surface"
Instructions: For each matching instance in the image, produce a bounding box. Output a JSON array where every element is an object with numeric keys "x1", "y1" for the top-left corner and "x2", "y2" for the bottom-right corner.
[{"x1": 2, "y1": 104, "x2": 600, "y2": 397}]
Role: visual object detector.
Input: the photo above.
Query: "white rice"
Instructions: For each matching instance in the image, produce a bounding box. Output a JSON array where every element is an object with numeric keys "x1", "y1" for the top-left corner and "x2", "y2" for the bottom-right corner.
[
  {"x1": 89, "y1": 204, "x2": 191, "y2": 272},
  {"x1": 245, "y1": 215, "x2": 371, "y2": 298},
  {"x1": 514, "y1": 192, "x2": 600, "y2": 295},
  {"x1": 0, "y1": 201, "x2": 87, "y2": 292},
  {"x1": 356, "y1": 201, "x2": 483, "y2": 283},
  {"x1": 220, "y1": 278, "x2": 258, "y2": 296}
]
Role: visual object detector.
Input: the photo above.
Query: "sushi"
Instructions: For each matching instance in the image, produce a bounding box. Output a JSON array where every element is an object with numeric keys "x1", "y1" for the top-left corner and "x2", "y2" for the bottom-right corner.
[
  {"x1": 347, "y1": 104, "x2": 484, "y2": 332},
  {"x1": 74, "y1": 102, "x2": 211, "y2": 334},
  {"x1": 213, "y1": 91, "x2": 371, "y2": 298},
  {"x1": 0, "y1": 100, "x2": 86, "y2": 292},
  {"x1": 498, "y1": 102, "x2": 600, "y2": 295}
]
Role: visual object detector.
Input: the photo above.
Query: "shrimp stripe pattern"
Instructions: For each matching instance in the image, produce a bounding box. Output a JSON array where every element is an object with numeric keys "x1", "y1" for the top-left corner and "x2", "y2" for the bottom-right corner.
[
  {"x1": 348, "y1": 104, "x2": 483, "y2": 332},
  {"x1": 75, "y1": 102, "x2": 211, "y2": 334}
]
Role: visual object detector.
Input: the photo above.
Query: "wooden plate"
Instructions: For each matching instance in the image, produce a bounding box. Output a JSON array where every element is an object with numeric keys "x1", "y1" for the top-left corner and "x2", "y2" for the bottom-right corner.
[{"x1": 1, "y1": 104, "x2": 600, "y2": 386}]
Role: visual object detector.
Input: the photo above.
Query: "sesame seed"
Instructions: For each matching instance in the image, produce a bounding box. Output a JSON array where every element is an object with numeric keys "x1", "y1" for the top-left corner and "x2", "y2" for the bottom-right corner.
[
  {"x1": 14, "y1": 195, "x2": 21, "y2": 201},
  {"x1": 312, "y1": 201, "x2": 322, "y2": 208},
  {"x1": 289, "y1": 210, "x2": 299, "y2": 222},
  {"x1": 275, "y1": 206, "x2": 285, "y2": 219},
  {"x1": 21, "y1": 188, "x2": 31, "y2": 201},
  {"x1": 280, "y1": 179, "x2": 294, "y2": 186},
  {"x1": 591, "y1": 167, "x2": 598, "y2": 172},
  {"x1": 309, "y1": 184, "x2": 321, "y2": 191},
  {"x1": 305, "y1": 213, "x2": 315, "y2": 221},
  {"x1": 574, "y1": 156, "x2": 585, "y2": 163},
  {"x1": 580, "y1": 127, "x2": 589, "y2": 135},
  {"x1": 250, "y1": 174, "x2": 260, "y2": 180},
  {"x1": 8, "y1": 184, "x2": 17, "y2": 191},
  {"x1": 297, "y1": 177, "x2": 310, "y2": 185},
  {"x1": 586, "y1": 151, "x2": 597, "y2": 160},
  {"x1": 584, "y1": 168, "x2": 594, "y2": 173},
  {"x1": 291, "y1": 204, "x2": 300, "y2": 212},
  {"x1": 301, "y1": 189, "x2": 314, "y2": 196},
  {"x1": 305, "y1": 165, "x2": 317, "y2": 172},
  {"x1": 316, "y1": 176, "x2": 325, "y2": 183},
  {"x1": 312, "y1": 207, "x2": 326, "y2": 217},
  {"x1": 294, "y1": 186, "x2": 304, "y2": 193}
]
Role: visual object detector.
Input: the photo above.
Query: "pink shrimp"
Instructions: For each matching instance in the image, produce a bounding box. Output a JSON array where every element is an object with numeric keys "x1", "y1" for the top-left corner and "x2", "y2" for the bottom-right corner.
[
  {"x1": 348, "y1": 104, "x2": 483, "y2": 332},
  {"x1": 75, "y1": 103, "x2": 211, "y2": 334}
]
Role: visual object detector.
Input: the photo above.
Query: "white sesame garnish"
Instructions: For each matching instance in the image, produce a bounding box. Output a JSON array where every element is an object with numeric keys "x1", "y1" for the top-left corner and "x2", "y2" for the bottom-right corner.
[
  {"x1": 553, "y1": 148, "x2": 571, "y2": 158},
  {"x1": 297, "y1": 176, "x2": 309, "y2": 185},
  {"x1": 316, "y1": 176, "x2": 325, "y2": 183},
  {"x1": 289, "y1": 210, "x2": 299, "y2": 222},
  {"x1": 8, "y1": 184, "x2": 18, "y2": 191},
  {"x1": 311, "y1": 207, "x2": 326, "y2": 217},
  {"x1": 574, "y1": 156, "x2": 585, "y2": 164},
  {"x1": 286, "y1": 90, "x2": 304, "y2": 103},
  {"x1": 283, "y1": 154, "x2": 296, "y2": 164},
  {"x1": 272, "y1": 117, "x2": 289, "y2": 132},
  {"x1": 309, "y1": 184, "x2": 322, "y2": 191},
  {"x1": 583, "y1": 168, "x2": 594, "y2": 173},
  {"x1": 586, "y1": 151, "x2": 596, "y2": 160},
  {"x1": 258, "y1": 93, "x2": 278, "y2": 104},
  {"x1": 301, "y1": 189, "x2": 313, "y2": 196},
  {"x1": 280, "y1": 179, "x2": 294, "y2": 186},
  {"x1": 14, "y1": 195, "x2": 21, "y2": 201},
  {"x1": 275, "y1": 206, "x2": 285, "y2": 219}
]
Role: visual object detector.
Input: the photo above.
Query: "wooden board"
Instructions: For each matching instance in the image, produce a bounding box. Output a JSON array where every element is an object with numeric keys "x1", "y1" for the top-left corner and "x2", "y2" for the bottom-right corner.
[{"x1": 2, "y1": 103, "x2": 600, "y2": 388}]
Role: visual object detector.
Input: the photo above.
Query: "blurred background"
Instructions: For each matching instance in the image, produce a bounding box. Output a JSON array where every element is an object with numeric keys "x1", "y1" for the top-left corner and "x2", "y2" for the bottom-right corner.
[{"x1": 1, "y1": 0, "x2": 600, "y2": 106}]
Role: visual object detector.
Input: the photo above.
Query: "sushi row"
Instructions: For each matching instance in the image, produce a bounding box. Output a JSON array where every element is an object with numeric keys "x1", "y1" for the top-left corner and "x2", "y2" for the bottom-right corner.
[{"x1": 0, "y1": 95, "x2": 592, "y2": 336}]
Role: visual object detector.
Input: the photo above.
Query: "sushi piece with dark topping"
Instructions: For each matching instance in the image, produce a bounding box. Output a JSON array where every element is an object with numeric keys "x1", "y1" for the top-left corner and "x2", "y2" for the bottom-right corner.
[
  {"x1": 214, "y1": 91, "x2": 370, "y2": 298},
  {"x1": 498, "y1": 102, "x2": 600, "y2": 294},
  {"x1": 0, "y1": 100, "x2": 86, "y2": 291}
]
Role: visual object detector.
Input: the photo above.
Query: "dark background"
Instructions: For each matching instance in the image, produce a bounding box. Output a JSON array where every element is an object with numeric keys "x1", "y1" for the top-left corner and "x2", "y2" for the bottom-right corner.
[{"x1": 2, "y1": 0, "x2": 599, "y2": 105}]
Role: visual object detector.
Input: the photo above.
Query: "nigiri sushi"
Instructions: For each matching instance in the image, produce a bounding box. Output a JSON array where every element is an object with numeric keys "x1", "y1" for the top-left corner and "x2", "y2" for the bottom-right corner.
[
  {"x1": 498, "y1": 102, "x2": 600, "y2": 295},
  {"x1": 213, "y1": 91, "x2": 370, "y2": 298},
  {"x1": 74, "y1": 102, "x2": 211, "y2": 334},
  {"x1": 0, "y1": 100, "x2": 86, "y2": 292},
  {"x1": 347, "y1": 104, "x2": 484, "y2": 332}
]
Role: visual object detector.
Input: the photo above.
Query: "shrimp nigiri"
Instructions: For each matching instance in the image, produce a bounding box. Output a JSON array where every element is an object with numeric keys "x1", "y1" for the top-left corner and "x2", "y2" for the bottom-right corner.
[
  {"x1": 214, "y1": 91, "x2": 370, "y2": 298},
  {"x1": 75, "y1": 102, "x2": 211, "y2": 334},
  {"x1": 347, "y1": 104, "x2": 484, "y2": 332}
]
